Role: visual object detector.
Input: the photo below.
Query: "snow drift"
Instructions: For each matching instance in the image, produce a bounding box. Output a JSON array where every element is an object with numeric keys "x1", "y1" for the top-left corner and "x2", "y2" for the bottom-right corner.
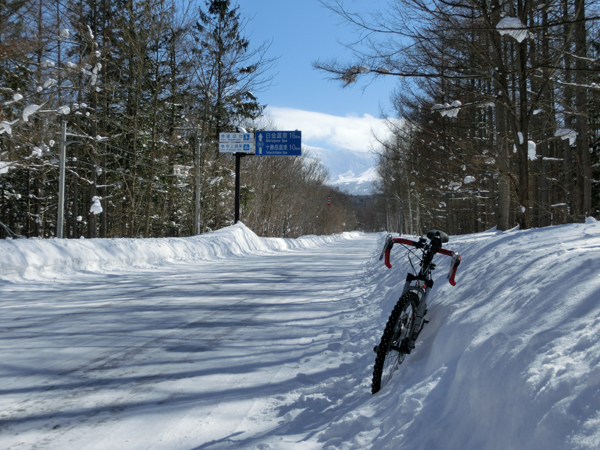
[
  {"x1": 325, "y1": 220, "x2": 600, "y2": 450},
  {"x1": 0, "y1": 223, "x2": 359, "y2": 281}
]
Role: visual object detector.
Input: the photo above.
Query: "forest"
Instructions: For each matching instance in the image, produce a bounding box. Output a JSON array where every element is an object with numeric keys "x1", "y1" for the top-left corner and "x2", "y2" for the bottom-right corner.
[
  {"x1": 5, "y1": 0, "x2": 599, "y2": 240},
  {"x1": 0, "y1": 0, "x2": 356, "y2": 239},
  {"x1": 317, "y1": 0, "x2": 600, "y2": 235}
]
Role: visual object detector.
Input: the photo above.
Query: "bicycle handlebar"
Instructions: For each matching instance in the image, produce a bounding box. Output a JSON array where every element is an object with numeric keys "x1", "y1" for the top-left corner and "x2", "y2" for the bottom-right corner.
[{"x1": 381, "y1": 236, "x2": 462, "y2": 286}]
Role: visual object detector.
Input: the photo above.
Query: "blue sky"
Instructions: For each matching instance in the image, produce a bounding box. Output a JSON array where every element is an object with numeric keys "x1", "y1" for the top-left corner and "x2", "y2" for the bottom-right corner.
[{"x1": 240, "y1": 0, "x2": 398, "y2": 152}]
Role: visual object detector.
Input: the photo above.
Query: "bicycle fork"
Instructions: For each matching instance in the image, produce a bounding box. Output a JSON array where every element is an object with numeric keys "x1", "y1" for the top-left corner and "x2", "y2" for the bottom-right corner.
[{"x1": 402, "y1": 277, "x2": 433, "y2": 351}]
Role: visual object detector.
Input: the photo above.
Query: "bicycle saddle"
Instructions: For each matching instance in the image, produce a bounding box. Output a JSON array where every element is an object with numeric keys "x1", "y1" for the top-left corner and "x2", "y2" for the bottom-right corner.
[{"x1": 426, "y1": 229, "x2": 449, "y2": 243}]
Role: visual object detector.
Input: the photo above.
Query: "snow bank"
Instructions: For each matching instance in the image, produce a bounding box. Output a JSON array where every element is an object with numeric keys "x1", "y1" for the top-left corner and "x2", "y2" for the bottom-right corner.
[
  {"x1": 318, "y1": 221, "x2": 600, "y2": 449},
  {"x1": 0, "y1": 222, "x2": 360, "y2": 282}
]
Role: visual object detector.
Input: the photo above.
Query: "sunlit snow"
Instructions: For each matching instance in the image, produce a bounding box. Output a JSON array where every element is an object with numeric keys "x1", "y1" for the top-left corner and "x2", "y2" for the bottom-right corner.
[
  {"x1": 57, "y1": 105, "x2": 71, "y2": 115},
  {"x1": 1, "y1": 222, "x2": 600, "y2": 449},
  {"x1": 432, "y1": 100, "x2": 462, "y2": 118},
  {"x1": 496, "y1": 17, "x2": 529, "y2": 43},
  {"x1": 555, "y1": 128, "x2": 578, "y2": 146},
  {"x1": 30, "y1": 146, "x2": 43, "y2": 158},
  {"x1": 22, "y1": 104, "x2": 42, "y2": 122},
  {"x1": 528, "y1": 140, "x2": 538, "y2": 160},
  {"x1": 90, "y1": 196, "x2": 103, "y2": 215},
  {"x1": 0, "y1": 119, "x2": 18, "y2": 135}
]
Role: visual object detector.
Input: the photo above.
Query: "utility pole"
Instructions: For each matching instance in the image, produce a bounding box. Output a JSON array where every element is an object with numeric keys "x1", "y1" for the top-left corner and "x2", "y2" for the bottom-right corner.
[
  {"x1": 57, "y1": 119, "x2": 67, "y2": 238},
  {"x1": 194, "y1": 137, "x2": 203, "y2": 234}
]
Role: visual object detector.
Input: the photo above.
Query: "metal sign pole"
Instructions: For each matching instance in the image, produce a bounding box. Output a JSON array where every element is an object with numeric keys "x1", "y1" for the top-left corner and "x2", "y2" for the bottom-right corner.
[{"x1": 235, "y1": 153, "x2": 241, "y2": 223}]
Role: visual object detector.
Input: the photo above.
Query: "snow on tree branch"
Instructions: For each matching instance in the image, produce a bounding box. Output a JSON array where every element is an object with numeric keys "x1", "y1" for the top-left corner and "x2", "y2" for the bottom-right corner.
[
  {"x1": 554, "y1": 129, "x2": 578, "y2": 146},
  {"x1": 496, "y1": 17, "x2": 530, "y2": 43},
  {"x1": 431, "y1": 100, "x2": 462, "y2": 118}
]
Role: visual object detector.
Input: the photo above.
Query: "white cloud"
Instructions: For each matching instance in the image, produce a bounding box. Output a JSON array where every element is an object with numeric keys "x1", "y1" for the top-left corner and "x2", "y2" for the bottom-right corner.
[{"x1": 266, "y1": 106, "x2": 393, "y2": 152}]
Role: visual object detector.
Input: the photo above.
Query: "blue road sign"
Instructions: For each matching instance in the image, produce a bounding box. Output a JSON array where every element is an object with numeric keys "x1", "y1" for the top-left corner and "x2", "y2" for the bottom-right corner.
[
  {"x1": 219, "y1": 132, "x2": 254, "y2": 143},
  {"x1": 255, "y1": 131, "x2": 301, "y2": 156},
  {"x1": 219, "y1": 143, "x2": 254, "y2": 153},
  {"x1": 219, "y1": 132, "x2": 255, "y2": 153}
]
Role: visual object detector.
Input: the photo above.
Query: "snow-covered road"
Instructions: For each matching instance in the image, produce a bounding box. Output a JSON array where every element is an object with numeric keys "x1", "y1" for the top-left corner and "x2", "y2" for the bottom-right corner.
[
  {"x1": 2, "y1": 221, "x2": 600, "y2": 450},
  {"x1": 1, "y1": 230, "x2": 385, "y2": 449}
]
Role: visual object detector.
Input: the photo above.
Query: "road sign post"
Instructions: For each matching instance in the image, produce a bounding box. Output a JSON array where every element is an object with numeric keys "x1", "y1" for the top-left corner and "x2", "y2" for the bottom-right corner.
[
  {"x1": 219, "y1": 130, "x2": 302, "y2": 224},
  {"x1": 219, "y1": 133, "x2": 255, "y2": 224},
  {"x1": 234, "y1": 153, "x2": 243, "y2": 224}
]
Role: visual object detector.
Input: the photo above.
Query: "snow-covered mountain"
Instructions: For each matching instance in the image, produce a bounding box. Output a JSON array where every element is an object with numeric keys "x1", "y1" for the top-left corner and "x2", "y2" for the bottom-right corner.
[
  {"x1": 304, "y1": 144, "x2": 379, "y2": 195},
  {"x1": 330, "y1": 166, "x2": 380, "y2": 195}
]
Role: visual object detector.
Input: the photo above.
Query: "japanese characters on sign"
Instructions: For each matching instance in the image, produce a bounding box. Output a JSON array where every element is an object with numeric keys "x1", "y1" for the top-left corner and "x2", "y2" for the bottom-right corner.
[
  {"x1": 219, "y1": 143, "x2": 254, "y2": 153},
  {"x1": 255, "y1": 131, "x2": 301, "y2": 156},
  {"x1": 218, "y1": 131, "x2": 302, "y2": 155},
  {"x1": 218, "y1": 133, "x2": 255, "y2": 153}
]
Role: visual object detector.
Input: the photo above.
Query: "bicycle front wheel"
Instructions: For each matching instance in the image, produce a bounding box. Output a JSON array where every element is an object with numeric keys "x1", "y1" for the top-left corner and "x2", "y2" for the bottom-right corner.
[{"x1": 371, "y1": 291, "x2": 419, "y2": 394}]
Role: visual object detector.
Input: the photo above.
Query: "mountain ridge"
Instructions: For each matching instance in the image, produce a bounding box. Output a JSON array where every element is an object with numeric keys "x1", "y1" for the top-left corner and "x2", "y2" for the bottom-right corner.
[{"x1": 303, "y1": 144, "x2": 379, "y2": 195}]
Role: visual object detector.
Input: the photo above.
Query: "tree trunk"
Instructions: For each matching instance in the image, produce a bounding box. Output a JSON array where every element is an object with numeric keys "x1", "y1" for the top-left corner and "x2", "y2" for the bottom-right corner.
[
  {"x1": 88, "y1": 166, "x2": 97, "y2": 238},
  {"x1": 574, "y1": 0, "x2": 591, "y2": 218},
  {"x1": 71, "y1": 144, "x2": 79, "y2": 238}
]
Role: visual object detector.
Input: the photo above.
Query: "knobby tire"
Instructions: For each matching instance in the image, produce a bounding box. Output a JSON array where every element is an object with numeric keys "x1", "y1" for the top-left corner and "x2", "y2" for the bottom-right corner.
[{"x1": 371, "y1": 292, "x2": 419, "y2": 394}]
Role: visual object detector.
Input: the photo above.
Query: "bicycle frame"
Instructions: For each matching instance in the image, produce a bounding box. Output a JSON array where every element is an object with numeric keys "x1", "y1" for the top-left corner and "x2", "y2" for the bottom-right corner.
[
  {"x1": 396, "y1": 240, "x2": 436, "y2": 349},
  {"x1": 401, "y1": 274, "x2": 432, "y2": 348}
]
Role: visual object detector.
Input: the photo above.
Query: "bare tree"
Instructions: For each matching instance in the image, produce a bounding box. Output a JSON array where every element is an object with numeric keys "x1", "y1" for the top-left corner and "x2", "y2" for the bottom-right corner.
[{"x1": 316, "y1": 0, "x2": 600, "y2": 230}]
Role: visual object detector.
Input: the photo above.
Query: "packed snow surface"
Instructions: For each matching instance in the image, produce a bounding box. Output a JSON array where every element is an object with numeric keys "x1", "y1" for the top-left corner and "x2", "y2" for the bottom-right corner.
[{"x1": 1, "y1": 222, "x2": 600, "y2": 449}]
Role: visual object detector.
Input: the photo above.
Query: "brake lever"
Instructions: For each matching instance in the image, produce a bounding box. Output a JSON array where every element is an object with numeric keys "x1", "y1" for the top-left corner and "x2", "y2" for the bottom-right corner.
[
  {"x1": 447, "y1": 252, "x2": 462, "y2": 286},
  {"x1": 379, "y1": 234, "x2": 393, "y2": 260}
]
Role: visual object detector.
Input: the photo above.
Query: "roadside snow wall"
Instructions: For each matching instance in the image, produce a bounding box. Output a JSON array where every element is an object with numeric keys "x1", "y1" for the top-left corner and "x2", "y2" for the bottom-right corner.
[
  {"x1": 0, "y1": 222, "x2": 360, "y2": 282},
  {"x1": 326, "y1": 221, "x2": 600, "y2": 450}
]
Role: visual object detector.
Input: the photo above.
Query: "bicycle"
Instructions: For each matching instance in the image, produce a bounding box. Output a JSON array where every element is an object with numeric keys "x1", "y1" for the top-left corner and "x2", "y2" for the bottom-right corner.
[{"x1": 371, "y1": 230, "x2": 461, "y2": 394}]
